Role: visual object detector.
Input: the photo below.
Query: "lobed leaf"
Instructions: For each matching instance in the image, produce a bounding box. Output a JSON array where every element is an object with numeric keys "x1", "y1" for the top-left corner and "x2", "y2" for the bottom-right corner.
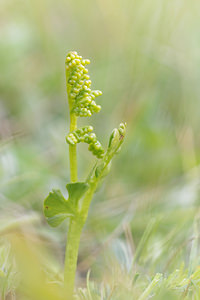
[
  {"x1": 44, "y1": 189, "x2": 74, "y2": 227},
  {"x1": 44, "y1": 183, "x2": 89, "y2": 227}
]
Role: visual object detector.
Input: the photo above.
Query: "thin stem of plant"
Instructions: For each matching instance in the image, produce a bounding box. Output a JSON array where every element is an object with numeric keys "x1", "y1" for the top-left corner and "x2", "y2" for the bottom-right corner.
[
  {"x1": 64, "y1": 93, "x2": 80, "y2": 297},
  {"x1": 69, "y1": 108, "x2": 78, "y2": 182},
  {"x1": 64, "y1": 219, "x2": 82, "y2": 297}
]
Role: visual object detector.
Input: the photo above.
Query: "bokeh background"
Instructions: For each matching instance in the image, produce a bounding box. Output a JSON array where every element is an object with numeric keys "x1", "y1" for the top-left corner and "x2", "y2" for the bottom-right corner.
[{"x1": 1, "y1": 0, "x2": 200, "y2": 297}]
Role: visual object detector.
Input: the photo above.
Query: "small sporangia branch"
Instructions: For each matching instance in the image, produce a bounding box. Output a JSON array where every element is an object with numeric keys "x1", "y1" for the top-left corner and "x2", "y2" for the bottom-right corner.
[
  {"x1": 43, "y1": 51, "x2": 127, "y2": 298},
  {"x1": 66, "y1": 126, "x2": 104, "y2": 158}
]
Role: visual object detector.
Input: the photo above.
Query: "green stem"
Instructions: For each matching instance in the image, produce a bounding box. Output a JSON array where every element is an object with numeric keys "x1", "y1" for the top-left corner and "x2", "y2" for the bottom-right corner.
[
  {"x1": 64, "y1": 219, "x2": 83, "y2": 297},
  {"x1": 64, "y1": 86, "x2": 79, "y2": 296},
  {"x1": 81, "y1": 182, "x2": 98, "y2": 222},
  {"x1": 63, "y1": 183, "x2": 97, "y2": 297},
  {"x1": 69, "y1": 111, "x2": 77, "y2": 182},
  {"x1": 66, "y1": 74, "x2": 78, "y2": 183}
]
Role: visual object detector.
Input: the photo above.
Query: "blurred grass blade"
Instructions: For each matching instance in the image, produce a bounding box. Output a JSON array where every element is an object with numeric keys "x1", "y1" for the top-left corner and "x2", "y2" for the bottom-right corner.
[
  {"x1": 188, "y1": 216, "x2": 199, "y2": 275},
  {"x1": 131, "y1": 218, "x2": 158, "y2": 270},
  {"x1": 138, "y1": 273, "x2": 162, "y2": 300}
]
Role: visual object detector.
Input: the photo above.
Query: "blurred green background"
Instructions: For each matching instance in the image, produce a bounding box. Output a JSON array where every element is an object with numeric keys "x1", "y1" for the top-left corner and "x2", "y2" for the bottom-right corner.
[{"x1": 1, "y1": 0, "x2": 200, "y2": 296}]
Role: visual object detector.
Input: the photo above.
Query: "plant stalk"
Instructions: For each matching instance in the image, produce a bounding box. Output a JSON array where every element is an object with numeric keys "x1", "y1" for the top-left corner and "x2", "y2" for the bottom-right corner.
[
  {"x1": 64, "y1": 219, "x2": 83, "y2": 297},
  {"x1": 69, "y1": 111, "x2": 77, "y2": 182},
  {"x1": 63, "y1": 183, "x2": 98, "y2": 297},
  {"x1": 67, "y1": 76, "x2": 78, "y2": 183},
  {"x1": 64, "y1": 89, "x2": 79, "y2": 296}
]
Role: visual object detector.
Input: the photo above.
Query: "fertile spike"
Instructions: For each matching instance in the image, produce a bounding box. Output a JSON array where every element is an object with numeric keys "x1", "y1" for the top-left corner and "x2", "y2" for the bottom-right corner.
[{"x1": 65, "y1": 51, "x2": 102, "y2": 117}]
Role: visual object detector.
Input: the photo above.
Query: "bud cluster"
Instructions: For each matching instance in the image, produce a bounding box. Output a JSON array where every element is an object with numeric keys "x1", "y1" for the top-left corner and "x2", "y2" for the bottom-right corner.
[
  {"x1": 108, "y1": 122, "x2": 127, "y2": 153},
  {"x1": 66, "y1": 126, "x2": 104, "y2": 159},
  {"x1": 66, "y1": 126, "x2": 93, "y2": 145},
  {"x1": 118, "y1": 123, "x2": 126, "y2": 137},
  {"x1": 66, "y1": 51, "x2": 102, "y2": 117}
]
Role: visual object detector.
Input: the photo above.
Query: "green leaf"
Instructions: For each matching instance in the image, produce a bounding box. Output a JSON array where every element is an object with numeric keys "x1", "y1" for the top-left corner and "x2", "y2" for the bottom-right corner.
[
  {"x1": 43, "y1": 183, "x2": 89, "y2": 227},
  {"x1": 66, "y1": 182, "x2": 89, "y2": 207},
  {"x1": 108, "y1": 128, "x2": 120, "y2": 150},
  {"x1": 44, "y1": 189, "x2": 74, "y2": 227}
]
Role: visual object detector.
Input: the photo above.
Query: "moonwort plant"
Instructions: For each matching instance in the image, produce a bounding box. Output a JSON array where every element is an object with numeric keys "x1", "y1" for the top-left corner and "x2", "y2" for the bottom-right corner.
[{"x1": 43, "y1": 51, "x2": 126, "y2": 298}]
